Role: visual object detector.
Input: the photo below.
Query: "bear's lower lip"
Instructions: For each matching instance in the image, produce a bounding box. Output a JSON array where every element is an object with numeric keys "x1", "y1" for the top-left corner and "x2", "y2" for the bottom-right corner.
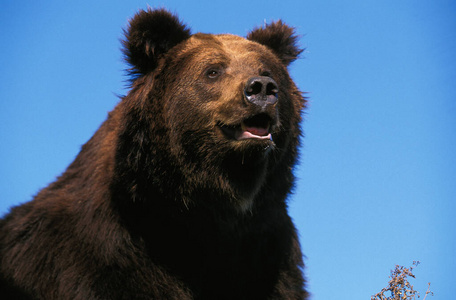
[
  {"x1": 236, "y1": 122, "x2": 272, "y2": 140},
  {"x1": 218, "y1": 113, "x2": 275, "y2": 141},
  {"x1": 219, "y1": 122, "x2": 272, "y2": 141}
]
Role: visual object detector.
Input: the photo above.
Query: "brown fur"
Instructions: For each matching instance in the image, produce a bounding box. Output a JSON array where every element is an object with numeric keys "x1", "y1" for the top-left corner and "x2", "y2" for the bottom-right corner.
[{"x1": 0, "y1": 8, "x2": 308, "y2": 299}]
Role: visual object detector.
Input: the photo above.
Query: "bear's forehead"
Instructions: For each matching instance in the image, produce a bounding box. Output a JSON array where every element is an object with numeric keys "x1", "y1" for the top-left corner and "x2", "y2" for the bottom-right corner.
[{"x1": 184, "y1": 33, "x2": 273, "y2": 60}]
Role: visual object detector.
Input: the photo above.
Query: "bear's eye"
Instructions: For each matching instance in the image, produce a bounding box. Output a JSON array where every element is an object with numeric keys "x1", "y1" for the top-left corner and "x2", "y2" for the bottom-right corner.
[
  {"x1": 205, "y1": 67, "x2": 223, "y2": 79},
  {"x1": 207, "y1": 70, "x2": 219, "y2": 78}
]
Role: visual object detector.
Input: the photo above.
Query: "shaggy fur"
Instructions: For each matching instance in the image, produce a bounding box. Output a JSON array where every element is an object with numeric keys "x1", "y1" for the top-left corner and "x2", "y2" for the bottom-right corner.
[{"x1": 0, "y1": 8, "x2": 308, "y2": 300}]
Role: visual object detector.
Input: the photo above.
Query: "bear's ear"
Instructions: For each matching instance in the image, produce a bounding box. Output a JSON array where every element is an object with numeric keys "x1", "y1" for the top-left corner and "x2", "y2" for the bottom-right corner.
[
  {"x1": 247, "y1": 21, "x2": 303, "y2": 66},
  {"x1": 122, "y1": 8, "x2": 191, "y2": 77}
]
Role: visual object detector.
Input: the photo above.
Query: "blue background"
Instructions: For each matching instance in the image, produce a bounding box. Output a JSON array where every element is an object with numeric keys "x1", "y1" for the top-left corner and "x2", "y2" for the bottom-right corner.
[{"x1": 1, "y1": 1, "x2": 455, "y2": 299}]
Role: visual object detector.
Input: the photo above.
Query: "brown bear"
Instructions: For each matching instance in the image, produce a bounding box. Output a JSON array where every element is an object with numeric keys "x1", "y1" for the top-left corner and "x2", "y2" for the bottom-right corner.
[{"x1": 0, "y1": 8, "x2": 307, "y2": 300}]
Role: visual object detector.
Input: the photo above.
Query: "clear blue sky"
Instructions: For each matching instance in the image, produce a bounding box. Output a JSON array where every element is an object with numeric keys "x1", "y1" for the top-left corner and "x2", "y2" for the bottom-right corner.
[{"x1": 1, "y1": 1, "x2": 455, "y2": 299}]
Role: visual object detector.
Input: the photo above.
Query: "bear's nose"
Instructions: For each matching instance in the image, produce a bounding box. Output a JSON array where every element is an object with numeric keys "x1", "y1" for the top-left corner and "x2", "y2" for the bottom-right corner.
[{"x1": 244, "y1": 76, "x2": 278, "y2": 109}]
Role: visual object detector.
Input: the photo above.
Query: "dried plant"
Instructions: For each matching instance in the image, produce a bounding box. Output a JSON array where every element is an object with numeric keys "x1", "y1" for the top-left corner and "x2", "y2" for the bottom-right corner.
[{"x1": 371, "y1": 261, "x2": 433, "y2": 300}]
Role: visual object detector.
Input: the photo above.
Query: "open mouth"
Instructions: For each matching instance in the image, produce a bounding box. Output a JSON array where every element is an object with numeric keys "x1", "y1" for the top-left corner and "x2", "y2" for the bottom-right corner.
[{"x1": 219, "y1": 113, "x2": 273, "y2": 141}]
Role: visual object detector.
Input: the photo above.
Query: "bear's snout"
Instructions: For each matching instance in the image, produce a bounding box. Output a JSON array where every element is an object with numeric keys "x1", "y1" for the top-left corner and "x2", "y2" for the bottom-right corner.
[{"x1": 244, "y1": 76, "x2": 278, "y2": 110}]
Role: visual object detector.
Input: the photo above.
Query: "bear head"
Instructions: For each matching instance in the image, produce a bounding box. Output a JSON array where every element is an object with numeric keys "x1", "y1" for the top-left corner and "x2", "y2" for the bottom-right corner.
[{"x1": 117, "y1": 9, "x2": 305, "y2": 212}]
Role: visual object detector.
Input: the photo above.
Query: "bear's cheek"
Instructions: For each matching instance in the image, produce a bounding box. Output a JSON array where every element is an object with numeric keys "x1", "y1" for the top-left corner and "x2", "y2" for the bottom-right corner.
[{"x1": 163, "y1": 97, "x2": 215, "y2": 157}]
